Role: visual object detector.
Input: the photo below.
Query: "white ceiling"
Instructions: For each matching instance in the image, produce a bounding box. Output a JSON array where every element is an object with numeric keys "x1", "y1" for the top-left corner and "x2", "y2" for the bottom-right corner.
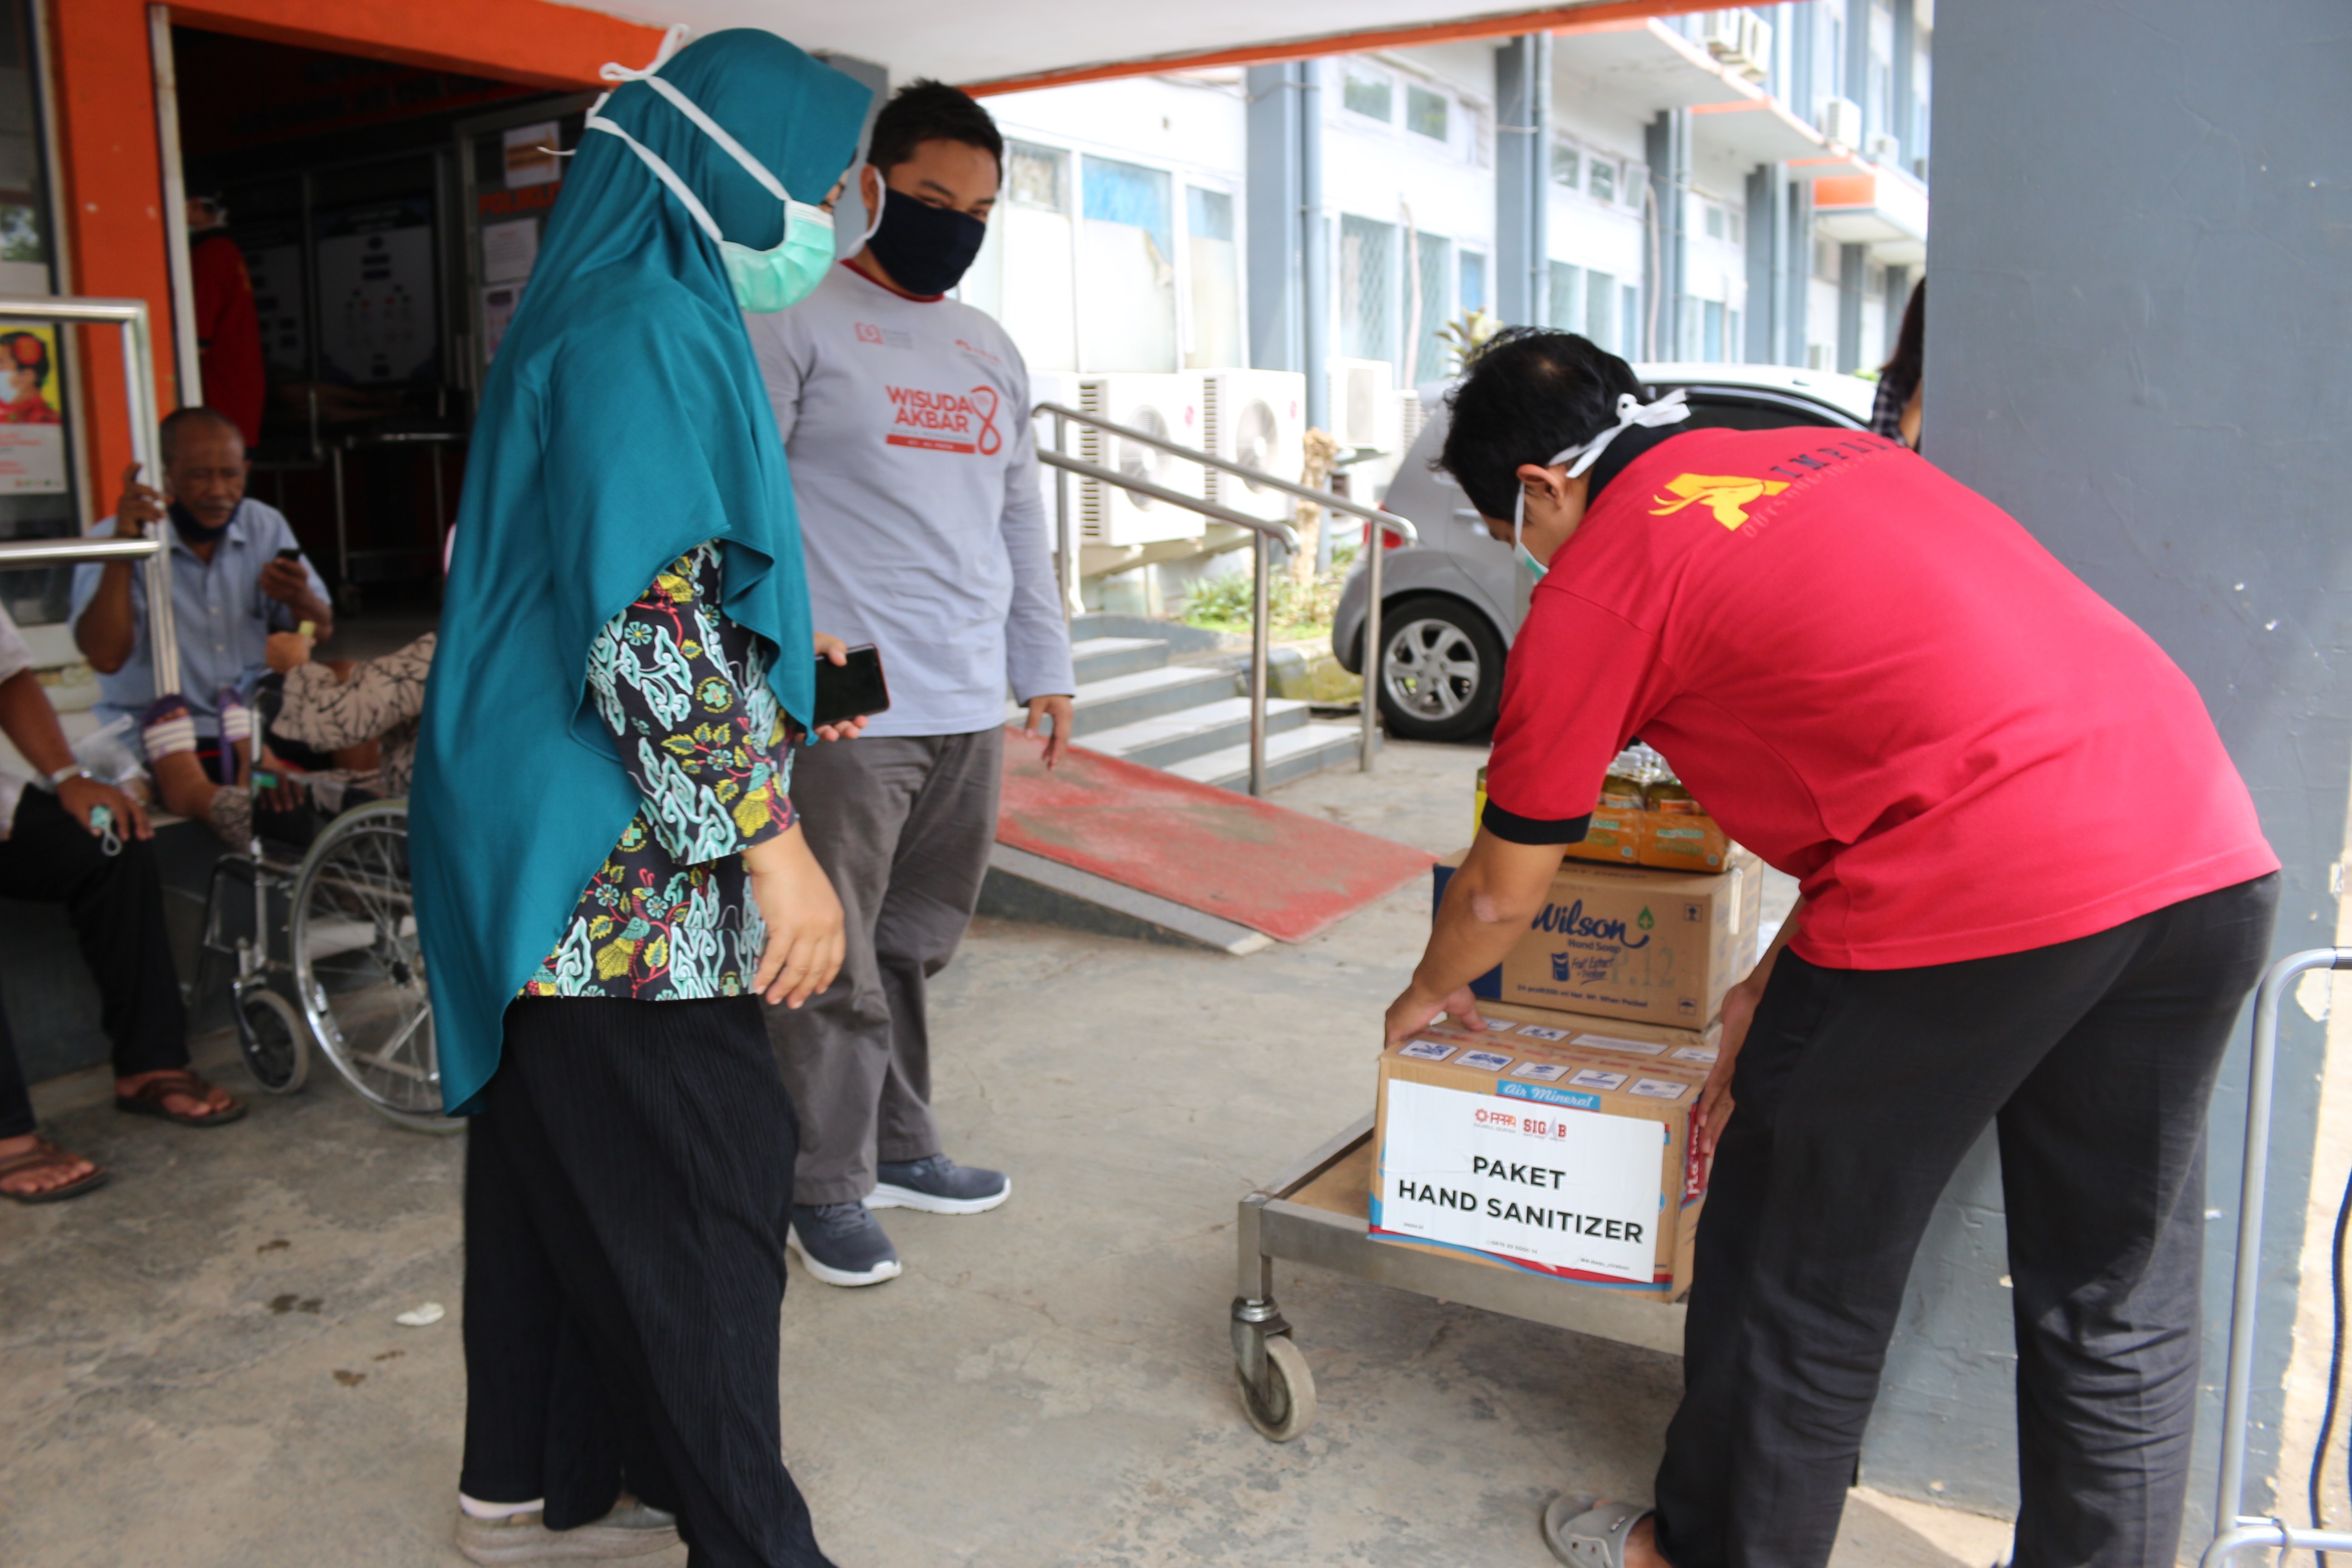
[{"x1": 568, "y1": 0, "x2": 1642, "y2": 90}]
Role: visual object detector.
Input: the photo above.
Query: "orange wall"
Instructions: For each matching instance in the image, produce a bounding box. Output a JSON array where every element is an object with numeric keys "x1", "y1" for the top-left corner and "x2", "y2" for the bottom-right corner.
[{"x1": 44, "y1": 0, "x2": 664, "y2": 503}]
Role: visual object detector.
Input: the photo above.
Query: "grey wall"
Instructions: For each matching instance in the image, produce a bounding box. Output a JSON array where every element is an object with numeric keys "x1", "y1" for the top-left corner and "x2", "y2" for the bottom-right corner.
[{"x1": 1867, "y1": 1, "x2": 2352, "y2": 1547}]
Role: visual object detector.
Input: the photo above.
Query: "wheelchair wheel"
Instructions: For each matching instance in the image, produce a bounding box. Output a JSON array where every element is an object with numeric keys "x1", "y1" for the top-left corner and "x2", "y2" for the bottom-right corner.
[
  {"x1": 289, "y1": 800, "x2": 455, "y2": 1136},
  {"x1": 234, "y1": 984, "x2": 309, "y2": 1093}
]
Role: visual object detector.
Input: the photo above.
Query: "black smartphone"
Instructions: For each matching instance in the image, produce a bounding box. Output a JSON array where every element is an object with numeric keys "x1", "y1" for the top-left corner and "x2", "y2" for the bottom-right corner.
[
  {"x1": 275, "y1": 547, "x2": 304, "y2": 562},
  {"x1": 812, "y1": 644, "x2": 889, "y2": 729}
]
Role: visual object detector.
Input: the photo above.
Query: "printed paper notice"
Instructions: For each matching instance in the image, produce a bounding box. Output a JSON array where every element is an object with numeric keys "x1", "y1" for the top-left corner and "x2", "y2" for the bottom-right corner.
[
  {"x1": 481, "y1": 217, "x2": 539, "y2": 284},
  {"x1": 1377, "y1": 1078, "x2": 1662, "y2": 1281}
]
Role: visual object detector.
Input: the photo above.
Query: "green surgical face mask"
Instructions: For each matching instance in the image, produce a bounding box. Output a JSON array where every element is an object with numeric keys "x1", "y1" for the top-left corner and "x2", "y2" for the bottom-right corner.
[
  {"x1": 720, "y1": 200, "x2": 836, "y2": 313},
  {"x1": 586, "y1": 72, "x2": 836, "y2": 314}
]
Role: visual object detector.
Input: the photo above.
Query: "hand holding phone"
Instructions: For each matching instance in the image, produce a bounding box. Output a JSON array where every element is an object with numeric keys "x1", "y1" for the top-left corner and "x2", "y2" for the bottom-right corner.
[{"x1": 812, "y1": 642, "x2": 888, "y2": 738}]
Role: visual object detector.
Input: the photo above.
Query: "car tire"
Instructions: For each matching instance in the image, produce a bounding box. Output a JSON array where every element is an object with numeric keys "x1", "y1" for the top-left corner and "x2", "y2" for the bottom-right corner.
[{"x1": 1372, "y1": 595, "x2": 1505, "y2": 743}]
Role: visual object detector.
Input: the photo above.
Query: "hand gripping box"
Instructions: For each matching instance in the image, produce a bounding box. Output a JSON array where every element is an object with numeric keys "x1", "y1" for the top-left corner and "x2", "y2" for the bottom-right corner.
[
  {"x1": 1370, "y1": 1003, "x2": 1717, "y2": 1299},
  {"x1": 1432, "y1": 849, "x2": 1762, "y2": 1029}
]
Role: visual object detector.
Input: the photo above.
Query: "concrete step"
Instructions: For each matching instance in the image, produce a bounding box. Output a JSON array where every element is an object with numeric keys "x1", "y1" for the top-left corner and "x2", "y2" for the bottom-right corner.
[
  {"x1": 1162, "y1": 719, "x2": 1370, "y2": 794},
  {"x1": 1040, "y1": 663, "x2": 1240, "y2": 735},
  {"x1": 1070, "y1": 636, "x2": 1170, "y2": 684},
  {"x1": 1076, "y1": 695, "x2": 1314, "y2": 769}
]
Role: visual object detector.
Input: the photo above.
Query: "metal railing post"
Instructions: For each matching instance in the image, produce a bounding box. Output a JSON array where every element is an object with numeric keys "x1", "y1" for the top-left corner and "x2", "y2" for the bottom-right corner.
[
  {"x1": 1250, "y1": 529, "x2": 1270, "y2": 797},
  {"x1": 2214, "y1": 947, "x2": 2352, "y2": 1539},
  {"x1": 1053, "y1": 408, "x2": 1075, "y2": 622},
  {"x1": 0, "y1": 299, "x2": 176, "y2": 698},
  {"x1": 1361, "y1": 512, "x2": 1385, "y2": 771}
]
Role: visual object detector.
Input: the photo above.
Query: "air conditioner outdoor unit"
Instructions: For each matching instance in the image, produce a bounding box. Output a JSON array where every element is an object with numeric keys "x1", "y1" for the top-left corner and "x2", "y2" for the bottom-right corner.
[
  {"x1": 1818, "y1": 96, "x2": 1863, "y2": 148},
  {"x1": 1736, "y1": 13, "x2": 1773, "y2": 78},
  {"x1": 1038, "y1": 372, "x2": 1210, "y2": 549},
  {"x1": 1865, "y1": 131, "x2": 1904, "y2": 167},
  {"x1": 1325, "y1": 357, "x2": 1401, "y2": 455},
  {"x1": 1199, "y1": 369, "x2": 1307, "y2": 525},
  {"x1": 1700, "y1": 10, "x2": 1770, "y2": 80}
]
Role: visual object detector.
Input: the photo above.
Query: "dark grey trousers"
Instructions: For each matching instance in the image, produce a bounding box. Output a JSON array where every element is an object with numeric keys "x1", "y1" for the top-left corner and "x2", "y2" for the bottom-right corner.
[
  {"x1": 1653, "y1": 873, "x2": 2278, "y2": 1568},
  {"x1": 763, "y1": 727, "x2": 1002, "y2": 1205}
]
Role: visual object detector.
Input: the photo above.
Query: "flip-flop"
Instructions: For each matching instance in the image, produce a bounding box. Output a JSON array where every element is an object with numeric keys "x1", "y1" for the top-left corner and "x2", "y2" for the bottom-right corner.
[
  {"x1": 1543, "y1": 1494, "x2": 1655, "y2": 1567},
  {"x1": 0, "y1": 1136, "x2": 110, "y2": 1204},
  {"x1": 114, "y1": 1069, "x2": 247, "y2": 1128}
]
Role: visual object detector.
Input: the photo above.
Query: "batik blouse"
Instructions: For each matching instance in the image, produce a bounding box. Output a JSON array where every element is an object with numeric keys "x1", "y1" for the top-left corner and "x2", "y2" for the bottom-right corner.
[{"x1": 523, "y1": 544, "x2": 795, "y2": 999}]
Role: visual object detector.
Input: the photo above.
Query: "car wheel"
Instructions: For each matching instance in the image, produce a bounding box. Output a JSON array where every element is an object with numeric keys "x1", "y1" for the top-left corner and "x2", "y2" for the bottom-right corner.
[{"x1": 1374, "y1": 595, "x2": 1504, "y2": 743}]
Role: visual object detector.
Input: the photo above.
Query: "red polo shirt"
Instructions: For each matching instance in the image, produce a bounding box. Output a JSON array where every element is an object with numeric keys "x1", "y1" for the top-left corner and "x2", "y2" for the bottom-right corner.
[{"x1": 1481, "y1": 426, "x2": 2277, "y2": 970}]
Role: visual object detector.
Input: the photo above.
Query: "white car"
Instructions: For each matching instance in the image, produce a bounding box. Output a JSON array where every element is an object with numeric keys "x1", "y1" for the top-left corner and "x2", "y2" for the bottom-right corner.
[{"x1": 1334, "y1": 364, "x2": 1879, "y2": 742}]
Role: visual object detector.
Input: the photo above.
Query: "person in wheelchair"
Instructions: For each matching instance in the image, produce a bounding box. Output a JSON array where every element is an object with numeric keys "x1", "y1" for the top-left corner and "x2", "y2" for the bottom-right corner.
[
  {"x1": 0, "y1": 605, "x2": 243, "y2": 1205},
  {"x1": 137, "y1": 627, "x2": 434, "y2": 846}
]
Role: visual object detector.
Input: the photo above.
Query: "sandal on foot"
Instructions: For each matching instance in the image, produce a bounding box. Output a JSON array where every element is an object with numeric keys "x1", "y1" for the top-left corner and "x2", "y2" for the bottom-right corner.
[
  {"x1": 0, "y1": 1137, "x2": 110, "y2": 1204},
  {"x1": 455, "y1": 1495, "x2": 679, "y2": 1564},
  {"x1": 115, "y1": 1070, "x2": 247, "y2": 1128},
  {"x1": 1544, "y1": 1494, "x2": 1655, "y2": 1567}
]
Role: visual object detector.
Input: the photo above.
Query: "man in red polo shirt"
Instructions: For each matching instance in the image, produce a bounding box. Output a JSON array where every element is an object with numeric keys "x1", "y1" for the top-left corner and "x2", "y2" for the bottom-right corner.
[{"x1": 1387, "y1": 329, "x2": 2278, "y2": 1568}]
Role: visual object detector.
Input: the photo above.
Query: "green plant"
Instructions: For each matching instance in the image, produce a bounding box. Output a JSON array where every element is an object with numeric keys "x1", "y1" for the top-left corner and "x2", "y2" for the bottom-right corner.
[
  {"x1": 1437, "y1": 308, "x2": 1503, "y2": 372},
  {"x1": 1179, "y1": 561, "x2": 1351, "y2": 641}
]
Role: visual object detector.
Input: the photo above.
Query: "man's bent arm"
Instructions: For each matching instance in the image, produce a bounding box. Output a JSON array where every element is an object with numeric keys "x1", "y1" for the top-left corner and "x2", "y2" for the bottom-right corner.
[
  {"x1": 1387, "y1": 833, "x2": 1565, "y2": 1044},
  {"x1": 73, "y1": 561, "x2": 138, "y2": 675}
]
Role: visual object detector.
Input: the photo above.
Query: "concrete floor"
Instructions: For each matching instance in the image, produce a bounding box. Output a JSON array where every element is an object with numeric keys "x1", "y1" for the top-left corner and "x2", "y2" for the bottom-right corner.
[{"x1": 0, "y1": 739, "x2": 2016, "y2": 1568}]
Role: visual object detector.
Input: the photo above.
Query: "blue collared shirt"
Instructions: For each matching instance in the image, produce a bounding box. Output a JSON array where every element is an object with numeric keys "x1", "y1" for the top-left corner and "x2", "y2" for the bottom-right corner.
[{"x1": 70, "y1": 498, "x2": 332, "y2": 738}]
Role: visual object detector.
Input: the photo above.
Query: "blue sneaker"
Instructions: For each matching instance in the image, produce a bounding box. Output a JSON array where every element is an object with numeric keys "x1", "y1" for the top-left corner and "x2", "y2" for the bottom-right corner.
[
  {"x1": 786, "y1": 1202, "x2": 902, "y2": 1287},
  {"x1": 868, "y1": 1154, "x2": 1011, "y2": 1216}
]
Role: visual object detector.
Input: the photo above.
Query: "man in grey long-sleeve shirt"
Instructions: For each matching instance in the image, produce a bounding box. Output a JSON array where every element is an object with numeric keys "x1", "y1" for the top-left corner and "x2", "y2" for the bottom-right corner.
[{"x1": 747, "y1": 81, "x2": 1075, "y2": 1287}]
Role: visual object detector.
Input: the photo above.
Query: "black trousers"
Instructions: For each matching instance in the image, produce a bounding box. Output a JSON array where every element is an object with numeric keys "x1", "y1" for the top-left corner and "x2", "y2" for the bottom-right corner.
[
  {"x1": 461, "y1": 996, "x2": 833, "y2": 1568},
  {"x1": 1653, "y1": 873, "x2": 2279, "y2": 1568},
  {"x1": 0, "y1": 787, "x2": 187, "y2": 1139}
]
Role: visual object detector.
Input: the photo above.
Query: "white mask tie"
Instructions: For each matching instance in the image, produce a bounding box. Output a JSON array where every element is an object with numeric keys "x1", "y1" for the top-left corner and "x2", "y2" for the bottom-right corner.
[{"x1": 1513, "y1": 388, "x2": 1691, "y2": 579}]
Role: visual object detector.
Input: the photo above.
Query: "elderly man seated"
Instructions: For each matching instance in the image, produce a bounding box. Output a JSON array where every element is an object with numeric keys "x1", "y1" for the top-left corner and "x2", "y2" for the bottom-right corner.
[{"x1": 71, "y1": 406, "x2": 335, "y2": 830}]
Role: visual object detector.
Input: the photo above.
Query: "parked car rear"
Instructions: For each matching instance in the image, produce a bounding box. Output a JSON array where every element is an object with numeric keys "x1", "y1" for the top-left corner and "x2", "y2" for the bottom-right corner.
[{"x1": 1334, "y1": 364, "x2": 1877, "y2": 742}]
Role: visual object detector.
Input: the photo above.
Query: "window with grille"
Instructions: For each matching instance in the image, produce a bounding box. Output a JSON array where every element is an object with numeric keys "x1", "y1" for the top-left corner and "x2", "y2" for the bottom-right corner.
[
  {"x1": 1407, "y1": 231, "x2": 1451, "y2": 383},
  {"x1": 1339, "y1": 214, "x2": 1396, "y2": 363},
  {"x1": 1586, "y1": 270, "x2": 1617, "y2": 353},
  {"x1": 1549, "y1": 261, "x2": 1584, "y2": 334},
  {"x1": 1460, "y1": 250, "x2": 1487, "y2": 313}
]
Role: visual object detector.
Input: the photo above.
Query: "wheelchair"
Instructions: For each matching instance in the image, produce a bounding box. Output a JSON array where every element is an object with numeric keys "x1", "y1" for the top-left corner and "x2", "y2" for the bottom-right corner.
[{"x1": 196, "y1": 686, "x2": 449, "y2": 1135}]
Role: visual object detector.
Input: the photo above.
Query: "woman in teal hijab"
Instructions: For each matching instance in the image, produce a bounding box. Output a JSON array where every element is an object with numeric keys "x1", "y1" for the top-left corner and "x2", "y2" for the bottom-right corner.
[{"x1": 410, "y1": 28, "x2": 868, "y2": 1567}]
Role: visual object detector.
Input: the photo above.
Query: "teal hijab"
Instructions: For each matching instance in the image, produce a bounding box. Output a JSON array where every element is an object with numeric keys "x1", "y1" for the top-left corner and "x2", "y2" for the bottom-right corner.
[{"x1": 411, "y1": 29, "x2": 871, "y2": 1115}]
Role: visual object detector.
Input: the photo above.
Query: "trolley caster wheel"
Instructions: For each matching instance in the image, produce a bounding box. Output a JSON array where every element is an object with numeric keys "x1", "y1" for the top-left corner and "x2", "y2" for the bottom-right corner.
[
  {"x1": 235, "y1": 987, "x2": 309, "y2": 1093},
  {"x1": 1236, "y1": 1333, "x2": 1317, "y2": 1441}
]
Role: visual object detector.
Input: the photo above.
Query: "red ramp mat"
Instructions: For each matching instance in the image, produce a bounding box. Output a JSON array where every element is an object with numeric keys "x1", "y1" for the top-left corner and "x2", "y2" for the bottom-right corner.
[{"x1": 996, "y1": 727, "x2": 1435, "y2": 944}]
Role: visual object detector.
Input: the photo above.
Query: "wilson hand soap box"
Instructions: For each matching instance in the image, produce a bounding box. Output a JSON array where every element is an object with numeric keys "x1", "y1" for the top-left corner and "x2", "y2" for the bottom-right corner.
[
  {"x1": 1432, "y1": 849, "x2": 1761, "y2": 1029},
  {"x1": 1371, "y1": 1002, "x2": 1715, "y2": 1299}
]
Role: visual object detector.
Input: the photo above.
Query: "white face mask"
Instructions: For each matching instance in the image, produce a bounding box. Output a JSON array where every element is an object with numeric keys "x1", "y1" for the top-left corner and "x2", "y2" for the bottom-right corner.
[
  {"x1": 1511, "y1": 388, "x2": 1691, "y2": 580},
  {"x1": 583, "y1": 33, "x2": 842, "y2": 313}
]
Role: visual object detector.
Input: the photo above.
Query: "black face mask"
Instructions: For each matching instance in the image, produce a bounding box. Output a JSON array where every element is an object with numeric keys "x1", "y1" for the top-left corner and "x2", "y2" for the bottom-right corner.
[
  {"x1": 864, "y1": 186, "x2": 987, "y2": 298},
  {"x1": 170, "y1": 500, "x2": 232, "y2": 548}
]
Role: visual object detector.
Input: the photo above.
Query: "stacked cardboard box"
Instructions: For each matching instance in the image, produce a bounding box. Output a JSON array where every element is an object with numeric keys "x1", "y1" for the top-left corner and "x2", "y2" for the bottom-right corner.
[
  {"x1": 1369, "y1": 844, "x2": 1764, "y2": 1299},
  {"x1": 1370, "y1": 1002, "x2": 1717, "y2": 1300},
  {"x1": 1475, "y1": 763, "x2": 1734, "y2": 872},
  {"x1": 1432, "y1": 849, "x2": 1762, "y2": 1030}
]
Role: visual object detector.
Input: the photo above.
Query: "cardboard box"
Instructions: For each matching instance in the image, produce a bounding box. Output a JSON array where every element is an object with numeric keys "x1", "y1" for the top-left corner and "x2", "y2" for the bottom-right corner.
[
  {"x1": 1370, "y1": 1001, "x2": 1716, "y2": 1298},
  {"x1": 1433, "y1": 848, "x2": 1762, "y2": 1029},
  {"x1": 1474, "y1": 766, "x2": 1734, "y2": 871}
]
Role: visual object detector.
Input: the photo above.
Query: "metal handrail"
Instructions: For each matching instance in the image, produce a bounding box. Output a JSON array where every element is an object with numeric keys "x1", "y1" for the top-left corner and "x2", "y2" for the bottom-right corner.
[
  {"x1": 0, "y1": 297, "x2": 176, "y2": 696},
  {"x1": 2203, "y1": 946, "x2": 2352, "y2": 1566},
  {"x1": 1037, "y1": 400, "x2": 1420, "y2": 793},
  {"x1": 1033, "y1": 401, "x2": 1421, "y2": 543}
]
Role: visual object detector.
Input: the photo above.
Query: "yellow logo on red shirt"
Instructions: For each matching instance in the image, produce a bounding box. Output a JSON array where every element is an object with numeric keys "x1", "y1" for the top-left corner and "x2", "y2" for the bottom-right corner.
[{"x1": 1648, "y1": 473, "x2": 1791, "y2": 529}]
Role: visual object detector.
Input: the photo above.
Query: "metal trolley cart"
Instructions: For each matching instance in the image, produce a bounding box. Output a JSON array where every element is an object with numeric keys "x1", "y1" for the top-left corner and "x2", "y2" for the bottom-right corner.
[
  {"x1": 2204, "y1": 946, "x2": 2352, "y2": 1564},
  {"x1": 1230, "y1": 1112, "x2": 1686, "y2": 1441}
]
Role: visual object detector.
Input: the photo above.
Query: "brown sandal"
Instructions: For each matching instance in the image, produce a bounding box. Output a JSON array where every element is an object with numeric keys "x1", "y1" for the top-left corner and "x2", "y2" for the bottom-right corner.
[
  {"x1": 114, "y1": 1069, "x2": 247, "y2": 1128},
  {"x1": 0, "y1": 1137, "x2": 110, "y2": 1204}
]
